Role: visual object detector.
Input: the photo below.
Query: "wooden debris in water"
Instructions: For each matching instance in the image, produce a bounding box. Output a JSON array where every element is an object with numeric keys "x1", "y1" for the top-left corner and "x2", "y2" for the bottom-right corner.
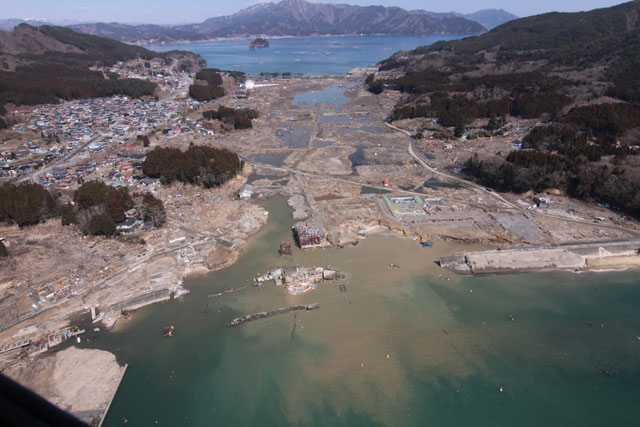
[{"x1": 227, "y1": 304, "x2": 319, "y2": 327}]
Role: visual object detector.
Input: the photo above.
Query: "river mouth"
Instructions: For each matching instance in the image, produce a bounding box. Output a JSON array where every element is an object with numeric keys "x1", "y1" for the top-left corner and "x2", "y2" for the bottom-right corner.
[{"x1": 92, "y1": 197, "x2": 640, "y2": 426}]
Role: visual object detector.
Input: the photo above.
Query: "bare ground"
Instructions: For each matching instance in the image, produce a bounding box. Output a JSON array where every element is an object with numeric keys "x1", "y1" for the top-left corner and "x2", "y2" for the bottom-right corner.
[{"x1": 4, "y1": 346, "x2": 125, "y2": 426}]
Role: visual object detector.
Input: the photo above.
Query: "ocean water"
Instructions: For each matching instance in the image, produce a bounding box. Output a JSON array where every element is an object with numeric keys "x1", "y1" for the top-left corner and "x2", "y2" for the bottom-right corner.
[
  {"x1": 144, "y1": 35, "x2": 466, "y2": 76},
  {"x1": 91, "y1": 198, "x2": 640, "y2": 426}
]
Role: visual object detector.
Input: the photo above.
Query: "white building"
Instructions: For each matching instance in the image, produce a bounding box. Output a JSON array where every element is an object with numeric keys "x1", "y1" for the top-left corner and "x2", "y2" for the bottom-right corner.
[{"x1": 239, "y1": 184, "x2": 253, "y2": 200}]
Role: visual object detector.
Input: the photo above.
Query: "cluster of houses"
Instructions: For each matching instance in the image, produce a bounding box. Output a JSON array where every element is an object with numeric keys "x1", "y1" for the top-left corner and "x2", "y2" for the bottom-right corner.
[
  {"x1": 23, "y1": 96, "x2": 186, "y2": 143},
  {"x1": 35, "y1": 151, "x2": 160, "y2": 191},
  {"x1": 2, "y1": 94, "x2": 192, "y2": 179},
  {"x1": 110, "y1": 59, "x2": 194, "y2": 98},
  {"x1": 0, "y1": 144, "x2": 65, "y2": 178}
]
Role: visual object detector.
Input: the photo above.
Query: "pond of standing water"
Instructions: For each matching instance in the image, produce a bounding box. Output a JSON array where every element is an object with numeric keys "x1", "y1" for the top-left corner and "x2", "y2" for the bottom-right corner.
[{"x1": 292, "y1": 83, "x2": 357, "y2": 107}]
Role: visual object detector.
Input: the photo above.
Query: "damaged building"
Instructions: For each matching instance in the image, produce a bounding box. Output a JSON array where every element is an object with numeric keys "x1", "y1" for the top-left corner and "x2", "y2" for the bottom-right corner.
[{"x1": 292, "y1": 222, "x2": 324, "y2": 249}]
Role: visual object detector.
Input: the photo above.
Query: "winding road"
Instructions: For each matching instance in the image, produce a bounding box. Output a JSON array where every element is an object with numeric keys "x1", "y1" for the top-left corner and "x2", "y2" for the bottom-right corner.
[{"x1": 383, "y1": 121, "x2": 640, "y2": 238}]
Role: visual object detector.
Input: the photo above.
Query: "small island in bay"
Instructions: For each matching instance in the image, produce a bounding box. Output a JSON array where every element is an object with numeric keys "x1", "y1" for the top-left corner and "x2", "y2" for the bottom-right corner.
[{"x1": 249, "y1": 37, "x2": 270, "y2": 49}]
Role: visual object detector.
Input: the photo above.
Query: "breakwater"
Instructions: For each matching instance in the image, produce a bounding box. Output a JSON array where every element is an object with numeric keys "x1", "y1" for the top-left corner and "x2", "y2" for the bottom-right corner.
[
  {"x1": 227, "y1": 304, "x2": 319, "y2": 327},
  {"x1": 441, "y1": 240, "x2": 640, "y2": 275}
]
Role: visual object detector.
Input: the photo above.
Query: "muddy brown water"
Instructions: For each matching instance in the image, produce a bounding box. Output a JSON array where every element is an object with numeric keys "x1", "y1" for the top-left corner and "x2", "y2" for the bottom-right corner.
[{"x1": 88, "y1": 197, "x2": 640, "y2": 426}]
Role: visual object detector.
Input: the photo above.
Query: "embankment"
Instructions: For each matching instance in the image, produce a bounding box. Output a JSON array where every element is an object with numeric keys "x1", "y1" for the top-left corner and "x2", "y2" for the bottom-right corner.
[{"x1": 106, "y1": 288, "x2": 173, "y2": 313}]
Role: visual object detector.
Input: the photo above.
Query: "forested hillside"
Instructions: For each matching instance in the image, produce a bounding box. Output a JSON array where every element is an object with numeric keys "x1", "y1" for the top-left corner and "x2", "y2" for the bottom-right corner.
[
  {"x1": 372, "y1": 1, "x2": 640, "y2": 216},
  {"x1": 0, "y1": 24, "x2": 203, "y2": 106}
]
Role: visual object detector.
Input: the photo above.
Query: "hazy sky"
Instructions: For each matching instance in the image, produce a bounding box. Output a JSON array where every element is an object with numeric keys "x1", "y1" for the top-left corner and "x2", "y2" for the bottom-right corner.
[{"x1": 1, "y1": 0, "x2": 630, "y2": 25}]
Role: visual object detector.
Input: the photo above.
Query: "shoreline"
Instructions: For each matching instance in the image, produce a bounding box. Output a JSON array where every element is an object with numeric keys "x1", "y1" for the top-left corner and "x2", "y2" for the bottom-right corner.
[
  {"x1": 0, "y1": 169, "x2": 269, "y2": 358},
  {"x1": 138, "y1": 33, "x2": 477, "y2": 48},
  {"x1": 96, "y1": 198, "x2": 266, "y2": 330},
  {"x1": 98, "y1": 363, "x2": 128, "y2": 427}
]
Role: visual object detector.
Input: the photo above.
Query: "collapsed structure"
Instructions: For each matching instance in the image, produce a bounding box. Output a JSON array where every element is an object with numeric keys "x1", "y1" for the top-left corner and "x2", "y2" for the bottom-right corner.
[
  {"x1": 279, "y1": 240, "x2": 293, "y2": 255},
  {"x1": 292, "y1": 222, "x2": 324, "y2": 249},
  {"x1": 254, "y1": 266, "x2": 340, "y2": 295}
]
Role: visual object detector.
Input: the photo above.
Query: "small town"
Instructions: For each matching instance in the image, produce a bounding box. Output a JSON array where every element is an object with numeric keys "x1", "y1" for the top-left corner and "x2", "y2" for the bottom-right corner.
[{"x1": 2, "y1": 69, "x2": 197, "y2": 185}]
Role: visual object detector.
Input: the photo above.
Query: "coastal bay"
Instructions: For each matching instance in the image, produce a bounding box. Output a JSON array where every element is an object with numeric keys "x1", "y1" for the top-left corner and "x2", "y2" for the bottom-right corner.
[
  {"x1": 4, "y1": 72, "x2": 640, "y2": 426},
  {"x1": 144, "y1": 35, "x2": 465, "y2": 76},
  {"x1": 2, "y1": 22, "x2": 640, "y2": 426},
  {"x1": 91, "y1": 197, "x2": 640, "y2": 426}
]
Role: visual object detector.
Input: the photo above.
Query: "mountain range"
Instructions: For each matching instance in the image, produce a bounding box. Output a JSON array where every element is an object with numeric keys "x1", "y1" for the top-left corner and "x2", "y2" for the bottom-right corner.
[
  {"x1": 454, "y1": 9, "x2": 518, "y2": 29},
  {"x1": 0, "y1": 18, "x2": 86, "y2": 31},
  {"x1": 1, "y1": 1, "x2": 517, "y2": 44}
]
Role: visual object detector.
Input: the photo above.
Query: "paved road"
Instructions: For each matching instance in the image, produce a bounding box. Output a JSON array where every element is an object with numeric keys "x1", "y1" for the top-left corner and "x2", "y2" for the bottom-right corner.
[
  {"x1": 385, "y1": 122, "x2": 520, "y2": 209},
  {"x1": 384, "y1": 122, "x2": 640, "y2": 238},
  {"x1": 19, "y1": 135, "x2": 101, "y2": 184},
  {"x1": 248, "y1": 160, "x2": 425, "y2": 197}
]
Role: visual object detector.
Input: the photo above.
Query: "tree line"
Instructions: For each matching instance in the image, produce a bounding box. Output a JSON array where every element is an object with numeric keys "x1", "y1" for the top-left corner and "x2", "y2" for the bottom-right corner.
[
  {"x1": 142, "y1": 145, "x2": 243, "y2": 188},
  {"x1": 371, "y1": 68, "x2": 574, "y2": 126},
  {"x1": 195, "y1": 69, "x2": 223, "y2": 86},
  {"x1": 0, "y1": 183, "x2": 59, "y2": 227},
  {"x1": 0, "y1": 25, "x2": 206, "y2": 106},
  {"x1": 390, "y1": 91, "x2": 571, "y2": 127},
  {"x1": 189, "y1": 68, "x2": 226, "y2": 101},
  {"x1": 463, "y1": 152, "x2": 640, "y2": 217},
  {"x1": 0, "y1": 181, "x2": 165, "y2": 236},
  {"x1": 203, "y1": 106, "x2": 258, "y2": 130},
  {"x1": 0, "y1": 63, "x2": 156, "y2": 106},
  {"x1": 68, "y1": 181, "x2": 165, "y2": 236}
]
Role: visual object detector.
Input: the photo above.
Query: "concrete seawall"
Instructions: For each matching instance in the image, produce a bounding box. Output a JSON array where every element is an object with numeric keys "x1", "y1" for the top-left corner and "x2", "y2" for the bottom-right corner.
[
  {"x1": 441, "y1": 240, "x2": 640, "y2": 275},
  {"x1": 98, "y1": 363, "x2": 128, "y2": 427},
  {"x1": 107, "y1": 289, "x2": 172, "y2": 313}
]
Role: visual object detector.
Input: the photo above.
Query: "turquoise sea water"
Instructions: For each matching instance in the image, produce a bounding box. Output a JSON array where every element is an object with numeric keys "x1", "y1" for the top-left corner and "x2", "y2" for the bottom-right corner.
[
  {"x1": 91, "y1": 198, "x2": 640, "y2": 426},
  {"x1": 144, "y1": 35, "x2": 465, "y2": 76}
]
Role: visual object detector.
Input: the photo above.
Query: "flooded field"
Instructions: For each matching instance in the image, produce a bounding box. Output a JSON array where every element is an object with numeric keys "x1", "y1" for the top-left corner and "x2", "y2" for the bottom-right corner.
[
  {"x1": 292, "y1": 83, "x2": 356, "y2": 107},
  {"x1": 247, "y1": 151, "x2": 293, "y2": 167},
  {"x1": 277, "y1": 126, "x2": 313, "y2": 148}
]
